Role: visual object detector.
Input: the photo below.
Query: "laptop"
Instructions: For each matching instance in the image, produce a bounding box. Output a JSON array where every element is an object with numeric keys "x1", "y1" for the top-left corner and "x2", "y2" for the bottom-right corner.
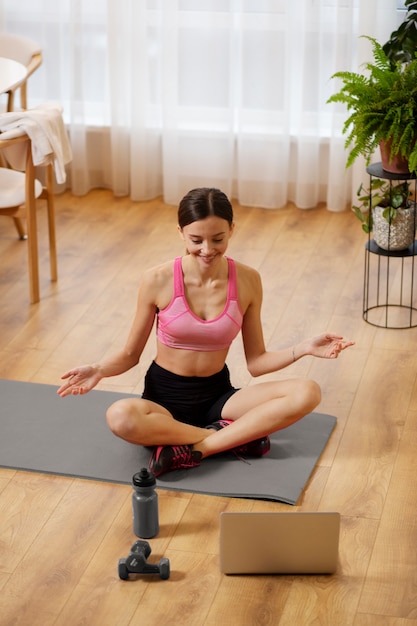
[{"x1": 219, "y1": 511, "x2": 340, "y2": 575}]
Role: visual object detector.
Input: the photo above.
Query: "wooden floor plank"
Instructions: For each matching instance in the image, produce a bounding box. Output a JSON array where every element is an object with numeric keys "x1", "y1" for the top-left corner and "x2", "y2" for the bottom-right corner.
[
  {"x1": 1, "y1": 480, "x2": 129, "y2": 625},
  {"x1": 357, "y1": 416, "x2": 417, "y2": 620},
  {"x1": 319, "y1": 347, "x2": 417, "y2": 518},
  {"x1": 0, "y1": 472, "x2": 73, "y2": 574}
]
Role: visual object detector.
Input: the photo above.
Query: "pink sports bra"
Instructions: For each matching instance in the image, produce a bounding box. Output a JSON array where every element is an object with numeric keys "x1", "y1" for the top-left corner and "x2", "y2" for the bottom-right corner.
[{"x1": 156, "y1": 257, "x2": 243, "y2": 352}]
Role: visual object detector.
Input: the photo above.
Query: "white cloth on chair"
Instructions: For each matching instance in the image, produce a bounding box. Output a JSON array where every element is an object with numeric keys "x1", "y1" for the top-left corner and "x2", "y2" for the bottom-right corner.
[{"x1": 0, "y1": 102, "x2": 72, "y2": 183}]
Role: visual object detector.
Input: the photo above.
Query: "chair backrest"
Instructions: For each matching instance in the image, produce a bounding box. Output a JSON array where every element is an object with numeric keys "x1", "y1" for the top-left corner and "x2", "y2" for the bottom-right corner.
[
  {"x1": 0, "y1": 33, "x2": 42, "y2": 68},
  {"x1": 0, "y1": 33, "x2": 42, "y2": 110}
]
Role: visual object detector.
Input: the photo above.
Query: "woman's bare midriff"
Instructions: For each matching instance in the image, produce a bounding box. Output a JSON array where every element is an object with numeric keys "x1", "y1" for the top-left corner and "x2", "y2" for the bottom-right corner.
[{"x1": 154, "y1": 341, "x2": 229, "y2": 377}]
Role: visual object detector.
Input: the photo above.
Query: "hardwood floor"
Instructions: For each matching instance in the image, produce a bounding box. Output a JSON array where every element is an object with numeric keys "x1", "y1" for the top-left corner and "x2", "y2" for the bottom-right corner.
[{"x1": 0, "y1": 189, "x2": 416, "y2": 625}]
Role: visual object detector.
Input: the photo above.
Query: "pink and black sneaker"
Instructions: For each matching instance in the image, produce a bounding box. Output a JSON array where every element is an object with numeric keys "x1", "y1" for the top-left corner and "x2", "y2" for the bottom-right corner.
[
  {"x1": 206, "y1": 419, "x2": 271, "y2": 457},
  {"x1": 148, "y1": 444, "x2": 202, "y2": 477}
]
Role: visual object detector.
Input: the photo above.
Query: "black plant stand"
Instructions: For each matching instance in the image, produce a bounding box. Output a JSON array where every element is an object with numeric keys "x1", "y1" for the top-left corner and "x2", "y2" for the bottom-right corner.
[{"x1": 363, "y1": 163, "x2": 417, "y2": 329}]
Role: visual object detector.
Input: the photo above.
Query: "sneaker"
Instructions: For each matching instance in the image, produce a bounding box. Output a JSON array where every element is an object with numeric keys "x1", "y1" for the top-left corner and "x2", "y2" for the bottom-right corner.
[
  {"x1": 148, "y1": 444, "x2": 202, "y2": 477},
  {"x1": 206, "y1": 419, "x2": 271, "y2": 458},
  {"x1": 206, "y1": 419, "x2": 234, "y2": 431},
  {"x1": 234, "y1": 436, "x2": 270, "y2": 458}
]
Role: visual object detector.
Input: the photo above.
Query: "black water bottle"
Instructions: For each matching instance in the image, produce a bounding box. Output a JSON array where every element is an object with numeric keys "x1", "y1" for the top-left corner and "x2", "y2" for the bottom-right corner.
[{"x1": 132, "y1": 468, "x2": 159, "y2": 539}]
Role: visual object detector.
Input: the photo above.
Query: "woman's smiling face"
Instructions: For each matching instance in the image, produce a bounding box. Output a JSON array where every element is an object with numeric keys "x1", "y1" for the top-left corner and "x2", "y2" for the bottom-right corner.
[{"x1": 179, "y1": 216, "x2": 234, "y2": 266}]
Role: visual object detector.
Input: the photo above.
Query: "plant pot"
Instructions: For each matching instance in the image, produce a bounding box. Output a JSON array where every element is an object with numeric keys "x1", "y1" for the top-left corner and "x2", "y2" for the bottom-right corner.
[
  {"x1": 372, "y1": 203, "x2": 416, "y2": 250},
  {"x1": 379, "y1": 139, "x2": 410, "y2": 174}
]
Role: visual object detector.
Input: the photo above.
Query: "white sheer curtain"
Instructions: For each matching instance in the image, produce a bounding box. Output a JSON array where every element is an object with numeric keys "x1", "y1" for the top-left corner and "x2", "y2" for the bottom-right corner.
[{"x1": 0, "y1": 0, "x2": 398, "y2": 210}]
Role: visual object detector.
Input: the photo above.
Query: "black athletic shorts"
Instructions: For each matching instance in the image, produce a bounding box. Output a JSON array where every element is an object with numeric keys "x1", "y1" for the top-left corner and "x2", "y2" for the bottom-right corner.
[{"x1": 142, "y1": 361, "x2": 239, "y2": 427}]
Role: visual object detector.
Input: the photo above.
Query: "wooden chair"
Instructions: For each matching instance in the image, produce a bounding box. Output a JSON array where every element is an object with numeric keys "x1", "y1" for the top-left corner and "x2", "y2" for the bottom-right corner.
[
  {"x1": 0, "y1": 34, "x2": 43, "y2": 240},
  {"x1": 0, "y1": 33, "x2": 42, "y2": 112},
  {"x1": 0, "y1": 132, "x2": 57, "y2": 304}
]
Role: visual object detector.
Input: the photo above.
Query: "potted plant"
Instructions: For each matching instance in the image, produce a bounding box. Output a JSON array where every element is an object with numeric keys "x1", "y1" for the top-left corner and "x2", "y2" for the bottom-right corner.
[
  {"x1": 327, "y1": 35, "x2": 417, "y2": 175},
  {"x1": 327, "y1": 3, "x2": 417, "y2": 250},
  {"x1": 383, "y1": 0, "x2": 417, "y2": 67},
  {"x1": 353, "y1": 178, "x2": 416, "y2": 250}
]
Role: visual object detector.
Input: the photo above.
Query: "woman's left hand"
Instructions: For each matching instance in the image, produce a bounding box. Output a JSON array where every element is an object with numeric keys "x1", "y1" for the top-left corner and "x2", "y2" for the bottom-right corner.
[{"x1": 308, "y1": 333, "x2": 355, "y2": 359}]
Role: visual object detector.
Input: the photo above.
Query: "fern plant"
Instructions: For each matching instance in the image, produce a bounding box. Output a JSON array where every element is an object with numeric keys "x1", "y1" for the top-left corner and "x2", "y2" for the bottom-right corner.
[{"x1": 327, "y1": 36, "x2": 417, "y2": 175}]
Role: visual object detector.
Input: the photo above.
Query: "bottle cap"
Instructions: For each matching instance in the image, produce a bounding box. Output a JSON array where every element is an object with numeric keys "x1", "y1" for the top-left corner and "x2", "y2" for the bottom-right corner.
[{"x1": 132, "y1": 467, "x2": 156, "y2": 488}]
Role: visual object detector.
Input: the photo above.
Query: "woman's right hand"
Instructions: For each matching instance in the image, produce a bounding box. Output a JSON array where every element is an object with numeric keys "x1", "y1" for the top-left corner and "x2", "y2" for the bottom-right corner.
[{"x1": 57, "y1": 365, "x2": 103, "y2": 397}]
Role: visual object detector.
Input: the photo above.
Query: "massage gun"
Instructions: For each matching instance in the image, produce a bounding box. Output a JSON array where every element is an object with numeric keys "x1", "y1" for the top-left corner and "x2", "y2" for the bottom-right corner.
[{"x1": 118, "y1": 540, "x2": 170, "y2": 580}]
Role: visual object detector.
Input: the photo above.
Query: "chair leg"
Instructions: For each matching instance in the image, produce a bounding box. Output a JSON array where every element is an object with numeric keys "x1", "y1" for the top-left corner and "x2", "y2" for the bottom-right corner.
[
  {"x1": 44, "y1": 164, "x2": 58, "y2": 282},
  {"x1": 12, "y1": 217, "x2": 27, "y2": 240},
  {"x1": 25, "y1": 159, "x2": 40, "y2": 304}
]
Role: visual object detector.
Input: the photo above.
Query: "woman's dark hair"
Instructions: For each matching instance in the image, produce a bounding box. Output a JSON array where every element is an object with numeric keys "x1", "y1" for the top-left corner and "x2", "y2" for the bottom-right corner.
[{"x1": 178, "y1": 188, "x2": 234, "y2": 229}]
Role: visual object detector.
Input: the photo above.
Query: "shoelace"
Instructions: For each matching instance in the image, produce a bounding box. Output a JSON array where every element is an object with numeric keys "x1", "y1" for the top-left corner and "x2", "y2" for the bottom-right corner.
[{"x1": 164, "y1": 445, "x2": 198, "y2": 470}]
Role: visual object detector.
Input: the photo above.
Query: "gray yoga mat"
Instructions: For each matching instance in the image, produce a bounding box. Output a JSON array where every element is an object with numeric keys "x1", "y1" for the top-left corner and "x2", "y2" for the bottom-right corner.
[{"x1": 0, "y1": 379, "x2": 336, "y2": 504}]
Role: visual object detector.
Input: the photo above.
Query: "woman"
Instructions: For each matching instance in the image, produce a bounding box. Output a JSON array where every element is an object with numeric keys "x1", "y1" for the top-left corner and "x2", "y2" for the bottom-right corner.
[{"x1": 58, "y1": 188, "x2": 354, "y2": 477}]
